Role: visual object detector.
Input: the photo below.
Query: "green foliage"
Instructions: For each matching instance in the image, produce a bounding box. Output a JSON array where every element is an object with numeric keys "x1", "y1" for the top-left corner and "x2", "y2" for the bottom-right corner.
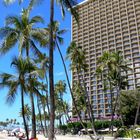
[
  {"x1": 115, "y1": 127, "x2": 140, "y2": 138},
  {"x1": 87, "y1": 120, "x2": 122, "y2": 130},
  {"x1": 0, "y1": 121, "x2": 8, "y2": 127},
  {"x1": 66, "y1": 120, "x2": 122, "y2": 134},
  {"x1": 67, "y1": 122, "x2": 87, "y2": 134},
  {"x1": 58, "y1": 124, "x2": 67, "y2": 135},
  {"x1": 59, "y1": 124, "x2": 67, "y2": 130},
  {"x1": 119, "y1": 90, "x2": 140, "y2": 125}
]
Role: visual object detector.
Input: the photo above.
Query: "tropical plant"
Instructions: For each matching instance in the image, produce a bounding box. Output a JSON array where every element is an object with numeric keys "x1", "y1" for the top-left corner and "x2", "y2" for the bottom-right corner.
[
  {"x1": 0, "y1": 57, "x2": 37, "y2": 140},
  {"x1": 67, "y1": 41, "x2": 96, "y2": 139},
  {"x1": 48, "y1": 0, "x2": 78, "y2": 138},
  {"x1": 118, "y1": 90, "x2": 140, "y2": 126},
  {"x1": 19, "y1": 104, "x2": 31, "y2": 130},
  {"x1": 96, "y1": 51, "x2": 129, "y2": 135},
  {"x1": 0, "y1": 1, "x2": 46, "y2": 138}
]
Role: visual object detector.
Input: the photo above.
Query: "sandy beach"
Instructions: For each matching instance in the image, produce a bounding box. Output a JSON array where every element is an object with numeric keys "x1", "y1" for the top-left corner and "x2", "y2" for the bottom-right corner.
[{"x1": 0, "y1": 133, "x2": 91, "y2": 140}]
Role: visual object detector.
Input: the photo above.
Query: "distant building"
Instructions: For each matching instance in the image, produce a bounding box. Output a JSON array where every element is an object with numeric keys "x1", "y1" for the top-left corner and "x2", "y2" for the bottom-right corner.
[{"x1": 72, "y1": 0, "x2": 140, "y2": 118}]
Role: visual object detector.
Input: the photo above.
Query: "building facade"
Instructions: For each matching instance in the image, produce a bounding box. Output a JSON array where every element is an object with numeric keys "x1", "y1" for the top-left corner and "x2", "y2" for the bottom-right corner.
[{"x1": 72, "y1": 0, "x2": 140, "y2": 118}]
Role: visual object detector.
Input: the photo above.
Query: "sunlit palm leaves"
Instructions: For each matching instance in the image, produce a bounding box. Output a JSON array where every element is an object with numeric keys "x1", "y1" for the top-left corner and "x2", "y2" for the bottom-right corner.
[{"x1": 0, "y1": 2, "x2": 45, "y2": 58}]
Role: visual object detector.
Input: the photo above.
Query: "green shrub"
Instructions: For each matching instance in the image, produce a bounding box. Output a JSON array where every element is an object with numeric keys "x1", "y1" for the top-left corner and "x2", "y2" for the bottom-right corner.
[
  {"x1": 58, "y1": 125, "x2": 67, "y2": 135},
  {"x1": 90, "y1": 120, "x2": 122, "y2": 130},
  {"x1": 115, "y1": 127, "x2": 140, "y2": 138},
  {"x1": 67, "y1": 122, "x2": 87, "y2": 134}
]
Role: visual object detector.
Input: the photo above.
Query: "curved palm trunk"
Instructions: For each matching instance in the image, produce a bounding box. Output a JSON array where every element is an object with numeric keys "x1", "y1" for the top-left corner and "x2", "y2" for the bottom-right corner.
[
  {"x1": 113, "y1": 74, "x2": 124, "y2": 126},
  {"x1": 81, "y1": 75, "x2": 97, "y2": 137},
  {"x1": 37, "y1": 96, "x2": 45, "y2": 136},
  {"x1": 21, "y1": 87, "x2": 29, "y2": 140},
  {"x1": 26, "y1": 47, "x2": 36, "y2": 139},
  {"x1": 56, "y1": 44, "x2": 95, "y2": 140},
  {"x1": 49, "y1": 0, "x2": 55, "y2": 139}
]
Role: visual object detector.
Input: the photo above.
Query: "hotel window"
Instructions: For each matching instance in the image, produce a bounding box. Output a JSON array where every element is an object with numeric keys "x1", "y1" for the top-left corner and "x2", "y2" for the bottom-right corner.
[
  {"x1": 93, "y1": 95, "x2": 96, "y2": 100},
  {"x1": 93, "y1": 100, "x2": 97, "y2": 104},
  {"x1": 128, "y1": 86, "x2": 134, "y2": 90},
  {"x1": 128, "y1": 75, "x2": 133, "y2": 79},
  {"x1": 128, "y1": 80, "x2": 134, "y2": 85},
  {"x1": 99, "y1": 99, "x2": 104, "y2": 104},
  {"x1": 136, "y1": 74, "x2": 140, "y2": 78},
  {"x1": 135, "y1": 68, "x2": 140, "y2": 72},
  {"x1": 133, "y1": 53, "x2": 139, "y2": 57},
  {"x1": 93, "y1": 86, "x2": 96, "y2": 90},
  {"x1": 98, "y1": 94, "x2": 103, "y2": 98},
  {"x1": 133, "y1": 57, "x2": 139, "y2": 62},
  {"x1": 135, "y1": 63, "x2": 140, "y2": 67}
]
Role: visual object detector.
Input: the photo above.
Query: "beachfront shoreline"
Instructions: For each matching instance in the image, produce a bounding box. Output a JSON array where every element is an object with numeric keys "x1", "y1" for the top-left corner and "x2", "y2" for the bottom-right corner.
[{"x1": 1, "y1": 133, "x2": 140, "y2": 140}]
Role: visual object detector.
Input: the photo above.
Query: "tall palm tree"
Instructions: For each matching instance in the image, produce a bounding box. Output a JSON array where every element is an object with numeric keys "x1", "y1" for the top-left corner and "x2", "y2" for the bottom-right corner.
[
  {"x1": 45, "y1": 22, "x2": 95, "y2": 139},
  {"x1": 96, "y1": 51, "x2": 130, "y2": 135},
  {"x1": 67, "y1": 41, "x2": 97, "y2": 139},
  {"x1": 0, "y1": 57, "x2": 37, "y2": 140},
  {"x1": 48, "y1": 0, "x2": 78, "y2": 138},
  {"x1": 0, "y1": 2, "x2": 45, "y2": 138}
]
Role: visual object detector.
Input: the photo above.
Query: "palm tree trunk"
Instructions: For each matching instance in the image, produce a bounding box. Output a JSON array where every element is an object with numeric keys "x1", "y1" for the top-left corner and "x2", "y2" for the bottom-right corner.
[
  {"x1": 21, "y1": 87, "x2": 29, "y2": 140},
  {"x1": 56, "y1": 43, "x2": 95, "y2": 140},
  {"x1": 45, "y1": 74, "x2": 50, "y2": 117},
  {"x1": 30, "y1": 93, "x2": 36, "y2": 138},
  {"x1": 76, "y1": 67, "x2": 97, "y2": 137},
  {"x1": 60, "y1": 97, "x2": 75, "y2": 126},
  {"x1": 37, "y1": 96, "x2": 45, "y2": 136},
  {"x1": 49, "y1": 0, "x2": 55, "y2": 139},
  {"x1": 113, "y1": 76, "x2": 124, "y2": 126},
  {"x1": 26, "y1": 47, "x2": 37, "y2": 139},
  {"x1": 81, "y1": 75, "x2": 97, "y2": 137},
  {"x1": 134, "y1": 98, "x2": 140, "y2": 126},
  {"x1": 42, "y1": 103, "x2": 48, "y2": 137},
  {"x1": 109, "y1": 79, "x2": 114, "y2": 136}
]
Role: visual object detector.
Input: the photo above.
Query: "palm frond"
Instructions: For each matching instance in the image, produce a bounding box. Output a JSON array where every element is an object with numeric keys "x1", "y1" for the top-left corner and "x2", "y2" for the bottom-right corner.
[
  {"x1": 5, "y1": 81, "x2": 18, "y2": 105},
  {"x1": 31, "y1": 28, "x2": 48, "y2": 46},
  {"x1": 0, "y1": 34, "x2": 18, "y2": 55},
  {"x1": 5, "y1": 16, "x2": 21, "y2": 29},
  {"x1": 30, "y1": 16, "x2": 44, "y2": 25},
  {"x1": 0, "y1": 27, "x2": 17, "y2": 39},
  {"x1": 29, "y1": 39, "x2": 43, "y2": 58},
  {"x1": 56, "y1": 0, "x2": 78, "y2": 22}
]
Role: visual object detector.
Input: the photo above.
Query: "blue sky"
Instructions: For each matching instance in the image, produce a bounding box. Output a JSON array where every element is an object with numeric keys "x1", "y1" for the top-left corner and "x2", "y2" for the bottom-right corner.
[{"x1": 0, "y1": 0, "x2": 82, "y2": 123}]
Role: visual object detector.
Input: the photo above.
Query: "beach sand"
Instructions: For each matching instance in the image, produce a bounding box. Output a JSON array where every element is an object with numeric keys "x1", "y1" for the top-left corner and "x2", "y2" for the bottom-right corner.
[{"x1": 0, "y1": 133, "x2": 91, "y2": 140}]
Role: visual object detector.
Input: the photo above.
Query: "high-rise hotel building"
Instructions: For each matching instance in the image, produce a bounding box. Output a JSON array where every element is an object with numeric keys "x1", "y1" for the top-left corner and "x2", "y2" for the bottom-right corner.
[{"x1": 72, "y1": 0, "x2": 140, "y2": 117}]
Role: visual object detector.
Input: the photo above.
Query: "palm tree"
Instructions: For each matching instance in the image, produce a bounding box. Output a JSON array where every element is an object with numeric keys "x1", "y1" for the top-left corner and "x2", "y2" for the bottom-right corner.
[
  {"x1": 0, "y1": 1, "x2": 44, "y2": 57},
  {"x1": 3, "y1": 0, "x2": 23, "y2": 4},
  {"x1": 19, "y1": 104, "x2": 32, "y2": 130},
  {"x1": 96, "y1": 51, "x2": 130, "y2": 135},
  {"x1": 0, "y1": 2, "x2": 45, "y2": 138},
  {"x1": 0, "y1": 57, "x2": 37, "y2": 140},
  {"x1": 55, "y1": 80, "x2": 73, "y2": 124},
  {"x1": 67, "y1": 41, "x2": 97, "y2": 137},
  {"x1": 48, "y1": 0, "x2": 78, "y2": 138}
]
